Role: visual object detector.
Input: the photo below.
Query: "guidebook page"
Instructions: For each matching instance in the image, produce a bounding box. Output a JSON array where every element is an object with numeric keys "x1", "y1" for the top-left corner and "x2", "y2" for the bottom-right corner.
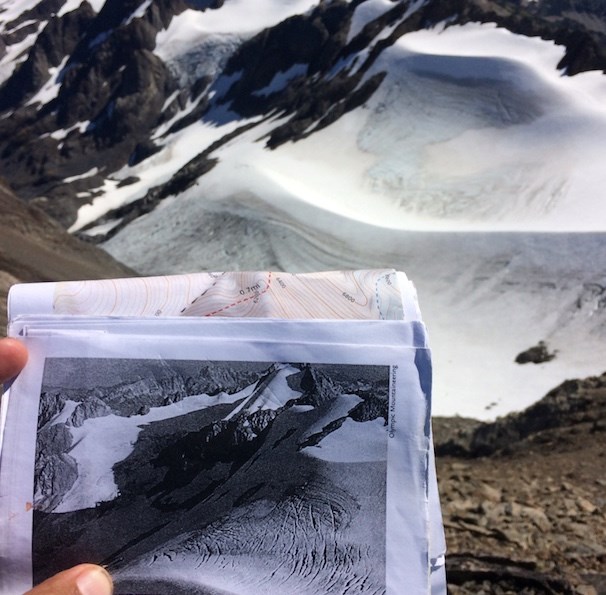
[{"x1": 1, "y1": 317, "x2": 431, "y2": 594}]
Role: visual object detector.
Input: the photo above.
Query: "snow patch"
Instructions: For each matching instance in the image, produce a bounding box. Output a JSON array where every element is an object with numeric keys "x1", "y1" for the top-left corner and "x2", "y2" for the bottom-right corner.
[
  {"x1": 303, "y1": 393, "x2": 363, "y2": 439},
  {"x1": 70, "y1": 111, "x2": 264, "y2": 232},
  {"x1": 0, "y1": 0, "x2": 43, "y2": 26},
  {"x1": 0, "y1": 26, "x2": 43, "y2": 85},
  {"x1": 80, "y1": 218, "x2": 123, "y2": 237},
  {"x1": 57, "y1": 0, "x2": 105, "y2": 17},
  {"x1": 224, "y1": 365, "x2": 302, "y2": 420},
  {"x1": 252, "y1": 64, "x2": 308, "y2": 97},
  {"x1": 25, "y1": 57, "x2": 69, "y2": 108},
  {"x1": 124, "y1": 0, "x2": 153, "y2": 25},
  {"x1": 48, "y1": 400, "x2": 79, "y2": 427},
  {"x1": 52, "y1": 386, "x2": 257, "y2": 513},
  {"x1": 48, "y1": 120, "x2": 90, "y2": 140},
  {"x1": 348, "y1": 0, "x2": 395, "y2": 43},
  {"x1": 302, "y1": 418, "x2": 387, "y2": 462},
  {"x1": 63, "y1": 167, "x2": 99, "y2": 183},
  {"x1": 156, "y1": 0, "x2": 319, "y2": 53}
]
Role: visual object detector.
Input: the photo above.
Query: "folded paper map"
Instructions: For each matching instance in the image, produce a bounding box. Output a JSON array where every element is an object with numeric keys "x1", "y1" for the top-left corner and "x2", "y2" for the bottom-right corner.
[{"x1": 1, "y1": 269, "x2": 446, "y2": 595}]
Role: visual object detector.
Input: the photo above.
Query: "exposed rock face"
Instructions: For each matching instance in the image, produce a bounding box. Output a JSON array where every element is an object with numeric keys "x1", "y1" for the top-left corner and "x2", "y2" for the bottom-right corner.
[
  {"x1": 0, "y1": 1, "x2": 188, "y2": 225},
  {"x1": 349, "y1": 393, "x2": 388, "y2": 423},
  {"x1": 103, "y1": 376, "x2": 181, "y2": 417},
  {"x1": 34, "y1": 423, "x2": 78, "y2": 512},
  {"x1": 34, "y1": 453, "x2": 79, "y2": 512},
  {"x1": 41, "y1": 362, "x2": 269, "y2": 426},
  {"x1": 435, "y1": 372, "x2": 606, "y2": 458},
  {"x1": 37, "y1": 391, "x2": 67, "y2": 430},
  {"x1": 37, "y1": 422, "x2": 73, "y2": 456},
  {"x1": 184, "y1": 363, "x2": 265, "y2": 397},
  {"x1": 0, "y1": 2, "x2": 96, "y2": 111},
  {"x1": 68, "y1": 396, "x2": 113, "y2": 427},
  {"x1": 296, "y1": 364, "x2": 343, "y2": 407}
]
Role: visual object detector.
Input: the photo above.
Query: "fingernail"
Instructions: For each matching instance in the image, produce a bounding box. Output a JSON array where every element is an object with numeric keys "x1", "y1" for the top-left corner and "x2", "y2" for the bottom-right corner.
[{"x1": 76, "y1": 567, "x2": 113, "y2": 595}]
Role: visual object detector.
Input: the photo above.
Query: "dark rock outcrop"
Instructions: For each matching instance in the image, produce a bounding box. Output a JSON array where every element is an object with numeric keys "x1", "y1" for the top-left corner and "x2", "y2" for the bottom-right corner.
[
  {"x1": 34, "y1": 453, "x2": 79, "y2": 512},
  {"x1": 0, "y1": 1, "x2": 187, "y2": 225},
  {"x1": 296, "y1": 364, "x2": 343, "y2": 407},
  {"x1": 436, "y1": 370, "x2": 606, "y2": 594},
  {"x1": 0, "y1": 2, "x2": 96, "y2": 111},
  {"x1": 515, "y1": 340, "x2": 557, "y2": 365},
  {"x1": 68, "y1": 396, "x2": 113, "y2": 427},
  {"x1": 349, "y1": 394, "x2": 388, "y2": 423},
  {"x1": 183, "y1": 363, "x2": 265, "y2": 398},
  {"x1": 102, "y1": 375, "x2": 181, "y2": 417},
  {"x1": 37, "y1": 391, "x2": 67, "y2": 430},
  {"x1": 41, "y1": 362, "x2": 267, "y2": 425},
  {"x1": 446, "y1": 555, "x2": 580, "y2": 594}
]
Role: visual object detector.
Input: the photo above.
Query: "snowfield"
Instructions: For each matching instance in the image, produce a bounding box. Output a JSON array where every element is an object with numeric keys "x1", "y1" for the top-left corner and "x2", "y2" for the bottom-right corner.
[{"x1": 84, "y1": 23, "x2": 606, "y2": 234}]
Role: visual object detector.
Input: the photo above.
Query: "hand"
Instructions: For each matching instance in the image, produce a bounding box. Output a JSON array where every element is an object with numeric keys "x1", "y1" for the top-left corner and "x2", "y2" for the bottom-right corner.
[
  {"x1": 0, "y1": 339, "x2": 113, "y2": 595},
  {"x1": 0, "y1": 338, "x2": 28, "y2": 382},
  {"x1": 24, "y1": 565, "x2": 113, "y2": 595}
]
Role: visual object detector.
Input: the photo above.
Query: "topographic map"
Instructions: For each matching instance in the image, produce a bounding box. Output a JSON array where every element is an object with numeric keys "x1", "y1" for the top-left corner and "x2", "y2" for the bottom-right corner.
[{"x1": 51, "y1": 269, "x2": 419, "y2": 321}]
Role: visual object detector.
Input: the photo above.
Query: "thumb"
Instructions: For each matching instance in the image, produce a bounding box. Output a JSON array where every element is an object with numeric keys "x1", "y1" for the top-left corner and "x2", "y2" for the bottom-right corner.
[{"x1": 25, "y1": 564, "x2": 113, "y2": 595}]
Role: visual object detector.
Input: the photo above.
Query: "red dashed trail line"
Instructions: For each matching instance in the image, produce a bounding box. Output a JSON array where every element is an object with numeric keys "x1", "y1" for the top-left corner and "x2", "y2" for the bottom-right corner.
[{"x1": 205, "y1": 272, "x2": 273, "y2": 317}]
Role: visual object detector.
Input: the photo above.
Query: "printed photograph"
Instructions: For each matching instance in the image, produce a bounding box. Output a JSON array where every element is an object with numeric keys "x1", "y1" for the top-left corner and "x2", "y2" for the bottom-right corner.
[{"x1": 33, "y1": 358, "x2": 391, "y2": 594}]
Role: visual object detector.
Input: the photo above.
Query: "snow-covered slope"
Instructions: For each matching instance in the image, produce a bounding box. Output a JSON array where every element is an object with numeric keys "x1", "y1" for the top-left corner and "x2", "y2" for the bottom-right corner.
[
  {"x1": 1, "y1": 0, "x2": 605, "y2": 419},
  {"x1": 81, "y1": 22, "x2": 606, "y2": 234}
]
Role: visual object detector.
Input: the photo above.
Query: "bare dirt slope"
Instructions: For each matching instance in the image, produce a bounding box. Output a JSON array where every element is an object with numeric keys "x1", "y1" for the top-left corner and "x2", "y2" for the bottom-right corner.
[{"x1": 0, "y1": 180, "x2": 134, "y2": 331}]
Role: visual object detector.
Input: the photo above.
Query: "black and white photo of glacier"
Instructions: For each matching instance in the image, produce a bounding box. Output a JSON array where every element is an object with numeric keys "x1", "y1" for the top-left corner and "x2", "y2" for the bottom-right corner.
[{"x1": 33, "y1": 358, "x2": 390, "y2": 594}]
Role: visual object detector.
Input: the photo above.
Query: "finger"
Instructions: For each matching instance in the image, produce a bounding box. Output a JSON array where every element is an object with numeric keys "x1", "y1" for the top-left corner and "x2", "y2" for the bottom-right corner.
[
  {"x1": 25, "y1": 564, "x2": 113, "y2": 595},
  {"x1": 0, "y1": 338, "x2": 28, "y2": 383}
]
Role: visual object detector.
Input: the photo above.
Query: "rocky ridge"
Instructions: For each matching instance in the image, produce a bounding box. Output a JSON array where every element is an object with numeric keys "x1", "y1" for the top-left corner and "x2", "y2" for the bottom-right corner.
[
  {"x1": 39, "y1": 360, "x2": 268, "y2": 424},
  {"x1": 434, "y1": 372, "x2": 606, "y2": 594}
]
